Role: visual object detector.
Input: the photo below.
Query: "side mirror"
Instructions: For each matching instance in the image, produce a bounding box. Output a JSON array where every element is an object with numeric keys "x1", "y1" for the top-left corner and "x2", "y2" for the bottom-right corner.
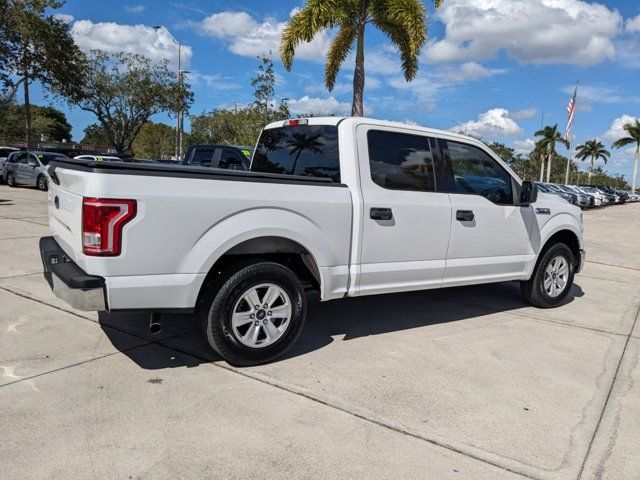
[{"x1": 520, "y1": 181, "x2": 538, "y2": 206}]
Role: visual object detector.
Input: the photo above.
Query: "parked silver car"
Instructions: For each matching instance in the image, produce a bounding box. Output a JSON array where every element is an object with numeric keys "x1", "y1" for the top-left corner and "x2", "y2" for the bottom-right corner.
[
  {"x1": 4, "y1": 151, "x2": 70, "y2": 191},
  {"x1": 0, "y1": 146, "x2": 20, "y2": 182}
]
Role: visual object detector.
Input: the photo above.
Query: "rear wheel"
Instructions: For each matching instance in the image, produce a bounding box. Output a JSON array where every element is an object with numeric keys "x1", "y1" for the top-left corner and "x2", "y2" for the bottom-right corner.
[
  {"x1": 6, "y1": 172, "x2": 16, "y2": 187},
  {"x1": 521, "y1": 243, "x2": 575, "y2": 308},
  {"x1": 200, "y1": 261, "x2": 307, "y2": 366},
  {"x1": 37, "y1": 175, "x2": 48, "y2": 191}
]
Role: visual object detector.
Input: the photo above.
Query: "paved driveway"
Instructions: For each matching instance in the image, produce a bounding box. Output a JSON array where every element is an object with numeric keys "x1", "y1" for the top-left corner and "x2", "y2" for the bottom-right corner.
[{"x1": 1, "y1": 184, "x2": 638, "y2": 480}]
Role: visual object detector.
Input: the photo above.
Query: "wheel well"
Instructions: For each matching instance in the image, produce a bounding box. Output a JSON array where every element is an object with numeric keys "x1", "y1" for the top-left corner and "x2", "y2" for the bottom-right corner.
[
  {"x1": 196, "y1": 236, "x2": 321, "y2": 307},
  {"x1": 542, "y1": 230, "x2": 581, "y2": 267}
]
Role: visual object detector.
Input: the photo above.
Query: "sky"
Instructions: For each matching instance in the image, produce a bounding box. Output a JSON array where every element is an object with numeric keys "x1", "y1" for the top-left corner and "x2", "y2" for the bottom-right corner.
[{"x1": 31, "y1": 0, "x2": 640, "y2": 179}]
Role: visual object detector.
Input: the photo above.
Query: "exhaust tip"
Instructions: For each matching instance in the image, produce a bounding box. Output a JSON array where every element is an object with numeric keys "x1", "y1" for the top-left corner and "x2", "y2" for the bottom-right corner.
[{"x1": 149, "y1": 322, "x2": 162, "y2": 335}]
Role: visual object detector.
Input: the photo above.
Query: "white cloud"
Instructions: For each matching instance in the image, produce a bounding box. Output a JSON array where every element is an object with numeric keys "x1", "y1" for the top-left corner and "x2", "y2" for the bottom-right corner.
[
  {"x1": 53, "y1": 13, "x2": 74, "y2": 23},
  {"x1": 197, "y1": 11, "x2": 330, "y2": 61},
  {"x1": 452, "y1": 108, "x2": 525, "y2": 138},
  {"x1": 603, "y1": 114, "x2": 639, "y2": 142},
  {"x1": 286, "y1": 95, "x2": 372, "y2": 116},
  {"x1": 425, "y1": 0, "x2": 622, "y2": 66},
  {"x1": 71, "y1": 20, "x2": 193, "y2": 69},
  {"x1": 124, "y1": 5, "x2": 146, "y2": 13},
  {"x1": 432, "y1": 61, "x2": 501, "y2": 83},
  {"x1": 513, "y1": 138, "x2": 536, "y2": 154},
  {"x1": 509, "y1": 108, "x2": 538, "y2": 120},
  {"x1": 287, "y1": 96, "x2": 349, "y2": 116},
  {"x1": 626, "y1": 14, "x2": 640, "y2": 33}
]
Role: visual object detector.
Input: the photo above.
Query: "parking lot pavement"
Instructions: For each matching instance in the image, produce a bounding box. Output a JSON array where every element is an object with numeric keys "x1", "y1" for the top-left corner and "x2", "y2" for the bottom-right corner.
[{"x1": 1, "y1": 184, "x2": 639, "y2": 480}]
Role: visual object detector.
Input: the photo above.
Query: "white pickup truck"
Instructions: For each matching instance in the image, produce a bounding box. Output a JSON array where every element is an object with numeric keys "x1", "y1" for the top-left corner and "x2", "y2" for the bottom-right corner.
[{"x1": 40, "y1": 117, "x2": 585, "y2": 365}]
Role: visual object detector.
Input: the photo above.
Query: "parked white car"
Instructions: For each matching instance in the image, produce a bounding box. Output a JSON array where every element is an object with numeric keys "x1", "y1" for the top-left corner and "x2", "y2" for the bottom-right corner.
[
  {"x1": 0, "y1": 146, "x2": 19, "y2": 181},
  {"x1": 40, "y1": 117, "x2": 585, "y2": 365}
]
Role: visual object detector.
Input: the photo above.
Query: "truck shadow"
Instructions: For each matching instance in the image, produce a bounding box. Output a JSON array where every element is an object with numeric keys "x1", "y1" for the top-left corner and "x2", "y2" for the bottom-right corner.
[{"x1": 98, "y1": 281, "x2": 584, "y2": 369}]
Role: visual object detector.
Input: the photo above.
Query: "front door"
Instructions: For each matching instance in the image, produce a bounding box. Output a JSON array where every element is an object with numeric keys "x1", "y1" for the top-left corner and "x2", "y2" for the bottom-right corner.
[
  {"x1": 441, "y1": 139, "x2": 534, "y2": 286},
  {"x1": 355, "y1": 125, "x2": 452, "y2": 296}
]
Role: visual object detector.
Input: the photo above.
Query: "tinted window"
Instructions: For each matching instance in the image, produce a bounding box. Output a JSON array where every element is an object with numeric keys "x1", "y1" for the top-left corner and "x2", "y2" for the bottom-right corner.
[
  {"x1": 218, "y1": 149, "x2": 246, "y2": 170},
  {"x1": 367, "y1": 130, "x2": 435, "y2": 192},
  {"x1": 0, "y1": 149, "x2": 16, "y2": 157},
  {"x1": 35, "y1": 154, "x2": 67, "y2": 165},
  {"x1": 446, "y1": 141, "x2": 513, "y2": 204},
  {"x1": 190, "y1": 148, "x2": 216, "y2": 167},
  {"x1": 252, "y1": 125, "x2": 340, "y2": 182}
]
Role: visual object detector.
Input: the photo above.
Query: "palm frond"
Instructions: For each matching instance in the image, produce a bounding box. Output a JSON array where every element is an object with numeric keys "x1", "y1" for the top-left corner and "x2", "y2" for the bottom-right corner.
[
  {"x1": 370, "y1": 0, "x2": 427, "y2": 81},
  {"x1": 612, "y1": 137, "x2": 635, "y2": 148},
  {"x1": 324, "y1": 25, "x2": 357, "y2": 91},
  {"x1": 280, "y1": 0, "x2": 347, "y2": 71}
]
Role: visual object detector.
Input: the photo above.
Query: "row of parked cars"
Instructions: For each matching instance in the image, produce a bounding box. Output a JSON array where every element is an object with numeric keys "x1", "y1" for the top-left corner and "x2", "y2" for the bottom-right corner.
[{"x1": 536, "y1": 182, "x2": 639, "y2": 208}]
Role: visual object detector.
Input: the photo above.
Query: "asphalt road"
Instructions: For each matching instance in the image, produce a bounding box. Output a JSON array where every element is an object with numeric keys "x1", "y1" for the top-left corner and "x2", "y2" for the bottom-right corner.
[{"x1": 1, "y1": 184, "x2": 638, "y2": 480}]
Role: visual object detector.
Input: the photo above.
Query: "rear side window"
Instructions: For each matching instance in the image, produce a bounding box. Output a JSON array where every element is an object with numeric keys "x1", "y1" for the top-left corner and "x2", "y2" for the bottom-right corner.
[
  {"x1": 367, "y1": 130, "x2": 435, "y2": 192},
  {"x1": 252, "y1": 125, "x2": 340, "y2": 182},
  {"x1": 190, "y1": 148, "x2": 216, "y2": 167},
  {"x1": 445, "y1": 141, "x2": 513, "y2": 205}
]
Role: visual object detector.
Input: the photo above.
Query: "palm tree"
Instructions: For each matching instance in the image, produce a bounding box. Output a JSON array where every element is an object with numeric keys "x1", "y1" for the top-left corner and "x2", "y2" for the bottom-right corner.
[
  {"x1": 286, "y1": 132, "x2": 323, "y2": 175},
  {"x1": 575, "y1": 139, "x2": 610, "y2": 184},
  {"x1": 534, "y1": 125, "x2": 569, "y2": 183},
  {"x1": 280, "y1": 0, "x2": 442, "y2": 117},
  {"x1": 612, "y1": 119, "x2": 640, "y2": 193}
]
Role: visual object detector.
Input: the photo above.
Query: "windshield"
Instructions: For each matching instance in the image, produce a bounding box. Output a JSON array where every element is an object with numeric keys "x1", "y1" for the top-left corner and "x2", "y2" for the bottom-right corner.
[{"x1": 252, "y1": 124, "x2": 340, "y2": 182}]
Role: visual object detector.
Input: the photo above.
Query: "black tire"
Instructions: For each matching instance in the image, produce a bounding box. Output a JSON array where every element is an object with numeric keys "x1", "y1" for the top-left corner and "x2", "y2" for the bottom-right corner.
[
  {"x1": 200, "y1": 261, "x2": 307, "y2": 366},
  {"x1": 37, "y1": 175, "x2": 48, "y2": 191},
  {"x1": 521, "y1": 243, "x2": 575, "y2": 308},
  {"x1": 6, "y1": 172, "x2": 16, "y2": 187}
]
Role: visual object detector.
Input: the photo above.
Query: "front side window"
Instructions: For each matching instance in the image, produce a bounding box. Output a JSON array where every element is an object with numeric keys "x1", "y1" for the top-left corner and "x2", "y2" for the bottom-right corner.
[
  {"x1": 252, "y1": 125, "x2": 340, "y2": 182},
  {"x1": 367, "y1": 130, "x2": 435, "y2": 192},
  {"x1": 446, "y1": 141, "x2": 513, "y2": 205}
]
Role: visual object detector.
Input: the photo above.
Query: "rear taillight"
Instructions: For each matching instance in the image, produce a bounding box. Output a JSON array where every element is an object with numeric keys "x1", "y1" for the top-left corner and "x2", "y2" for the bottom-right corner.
[{"x1": 82, "y1": 197, "x2": 137, "y2": 256}]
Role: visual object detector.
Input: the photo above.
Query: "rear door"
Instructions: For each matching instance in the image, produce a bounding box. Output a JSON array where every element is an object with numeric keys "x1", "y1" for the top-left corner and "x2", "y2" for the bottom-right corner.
[
  {"x1": 14, "y1": 152, "x2": 29, "y2": 183},
  {"x1": 355, "y1": 126, "x2": 452, "y2": 296},
  {"x1": 440, "y1": 139, "x2": 534, "y2": 286}
]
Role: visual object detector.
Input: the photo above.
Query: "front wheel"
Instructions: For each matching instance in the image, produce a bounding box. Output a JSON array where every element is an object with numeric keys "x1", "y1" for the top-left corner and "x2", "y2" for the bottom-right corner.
[
  {"x1": 200, "y1": 261, "x2": 307, "y2": 366},
  {"x1": 37, "y1": 175, "x2": 48, "y2": 191},
  {"x1": 6, "y1": 172, "x2": 16, "y2": 187},
  {"x1": 521, "y1": 243, "x2": 575, "y2": 308}
]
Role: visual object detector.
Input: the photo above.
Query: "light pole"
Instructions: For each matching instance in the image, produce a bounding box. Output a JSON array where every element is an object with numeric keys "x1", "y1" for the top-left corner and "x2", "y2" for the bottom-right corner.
[{"x1": 154, "y1": 25, "x2": 182, "y2": 161}]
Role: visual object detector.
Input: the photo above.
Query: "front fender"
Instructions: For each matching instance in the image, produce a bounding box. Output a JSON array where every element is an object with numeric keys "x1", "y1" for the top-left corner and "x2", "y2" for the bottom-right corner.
[{"x1": 536, "y1": 212, "x2": 583, "y2": 253}]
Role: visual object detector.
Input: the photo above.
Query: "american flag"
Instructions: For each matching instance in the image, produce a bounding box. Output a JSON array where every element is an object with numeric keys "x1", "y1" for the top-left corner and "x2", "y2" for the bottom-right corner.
[{"x1": 564, "y1": 84, "x2": 577, "y2": 140}]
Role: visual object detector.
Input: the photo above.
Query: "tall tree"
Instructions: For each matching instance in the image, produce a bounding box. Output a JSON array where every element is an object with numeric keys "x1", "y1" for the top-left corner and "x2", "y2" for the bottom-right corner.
[
  {"x1": 80, "y1": 123, "x2": 111, "y2": 146},
  {"x1": 534, "y1": 124, "x2": 569, "y2": 183},
  {"x1": 575, "y1": 139, "x2": 610, "y2": 184},
  {"x1": 0, "y1": 0, "x2": 84, "y2": 148},
  {"x1": 63, "y1": 50, "x2": 192, "y2": 155},
  {"x1": 132, "y1": 122, "x2": 179, "y2": 159},
  {"x1": 0, "y1": 102, "x2": 72, "y2": 142},
  {"x1": 612, "y1": 119, "x2": 640, "y2": 193},
  {"x1": 188, "y1": 56, "x2": 289, "y2": 148},
  {"x1": 280, "y1": 0, "x2": 442, "y2": 117}
]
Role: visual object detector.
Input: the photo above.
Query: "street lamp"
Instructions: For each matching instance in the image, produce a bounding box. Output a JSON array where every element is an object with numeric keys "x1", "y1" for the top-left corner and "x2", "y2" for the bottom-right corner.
[{"x1": 154, "y1": 25, "x2": 183, "y2": 161}]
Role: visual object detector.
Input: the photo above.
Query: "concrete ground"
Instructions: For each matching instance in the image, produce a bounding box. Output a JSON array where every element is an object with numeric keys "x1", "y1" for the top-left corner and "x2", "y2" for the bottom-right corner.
[{"x1": 0, "y1": 183, "x2": 638, "y2": 480}]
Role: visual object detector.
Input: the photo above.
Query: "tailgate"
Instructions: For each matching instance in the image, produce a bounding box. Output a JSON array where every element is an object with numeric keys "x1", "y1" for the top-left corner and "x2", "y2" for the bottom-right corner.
[{"x1": 48, "y1": 167, "x2": 86, "y2": 264}]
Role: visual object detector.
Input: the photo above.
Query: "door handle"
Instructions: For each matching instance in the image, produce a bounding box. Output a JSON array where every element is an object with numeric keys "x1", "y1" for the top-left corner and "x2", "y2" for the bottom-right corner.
[
  {"x1": 456, "y1": 210, "x2": 474, "y2": 222},
  {"x1": 370, "y1": 207, "x2": 393, "y2": 221}
]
